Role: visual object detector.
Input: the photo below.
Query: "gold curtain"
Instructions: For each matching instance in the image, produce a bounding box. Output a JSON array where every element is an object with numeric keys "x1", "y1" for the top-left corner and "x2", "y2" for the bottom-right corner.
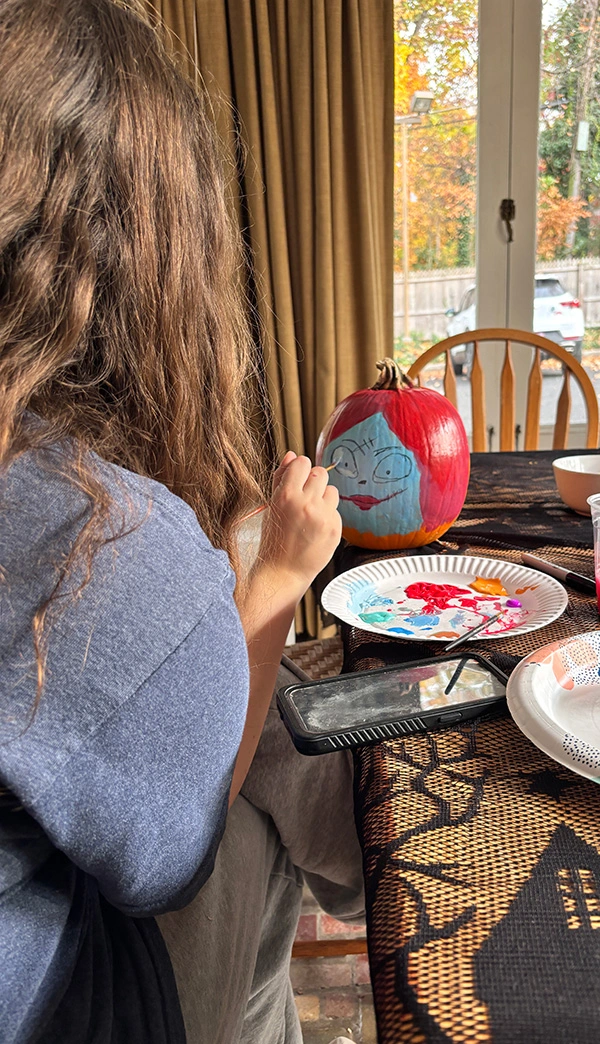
[{"x1": 147, "y1": 0, "x2": 394, "y2": 634}]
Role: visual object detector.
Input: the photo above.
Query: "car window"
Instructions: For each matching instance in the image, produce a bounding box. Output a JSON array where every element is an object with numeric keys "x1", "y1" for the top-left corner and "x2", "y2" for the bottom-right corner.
[{"x1": 534, "y1": 278, "x2": 565, "y2": 298}]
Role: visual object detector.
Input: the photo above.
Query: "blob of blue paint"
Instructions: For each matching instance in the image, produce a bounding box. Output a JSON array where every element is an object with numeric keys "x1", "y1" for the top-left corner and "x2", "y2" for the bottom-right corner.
[
  {"x1": 349, "y1": 582, "x2": 393, "y2": 615},
  {"x1": 449, "y1": 612, "x2": 466, "y2": 628}
]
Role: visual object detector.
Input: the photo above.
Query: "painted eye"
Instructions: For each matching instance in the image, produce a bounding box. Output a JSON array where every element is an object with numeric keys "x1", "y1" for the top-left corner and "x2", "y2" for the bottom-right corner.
[
  {"x1": 330, "y1": 445, "x2": 358, "y2": 478},
  {"x1": 372, "y1": 450, "x2": 412, "y2": 484}
]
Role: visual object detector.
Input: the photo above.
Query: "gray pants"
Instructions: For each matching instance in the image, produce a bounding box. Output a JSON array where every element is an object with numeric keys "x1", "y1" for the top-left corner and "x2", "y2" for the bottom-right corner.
[{"x1": 157, "y1": 660, "x2": 364, "y2": 1044}]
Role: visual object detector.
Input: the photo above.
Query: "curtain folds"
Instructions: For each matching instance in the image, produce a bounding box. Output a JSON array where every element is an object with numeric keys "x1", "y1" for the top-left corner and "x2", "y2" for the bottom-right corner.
[{"x1": 147, "y1": 0, "x2": 394, "y2": 634}]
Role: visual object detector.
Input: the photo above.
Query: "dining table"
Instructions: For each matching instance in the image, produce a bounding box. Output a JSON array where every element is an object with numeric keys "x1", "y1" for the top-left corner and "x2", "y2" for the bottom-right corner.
[{"x1": 334, "y1": 449, "x2": 600, "y2": 1044}]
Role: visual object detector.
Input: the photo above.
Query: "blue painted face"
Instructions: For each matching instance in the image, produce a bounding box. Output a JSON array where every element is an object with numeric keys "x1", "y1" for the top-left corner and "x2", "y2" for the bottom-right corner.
[{"x1": 322, "y1": 413, "x2": 423, "y2": 537}]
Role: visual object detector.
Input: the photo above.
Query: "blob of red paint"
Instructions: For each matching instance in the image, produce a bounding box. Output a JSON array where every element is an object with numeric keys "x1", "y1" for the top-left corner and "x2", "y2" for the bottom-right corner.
[{"x1": 404, "y1": 581, "x2": 487, "y2": 614}]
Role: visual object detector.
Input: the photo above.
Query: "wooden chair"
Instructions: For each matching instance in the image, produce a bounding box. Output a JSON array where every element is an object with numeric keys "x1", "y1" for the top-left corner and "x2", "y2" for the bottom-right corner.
[{"x1": 407, "y1": 328, "x2": 599, "y2": 452}]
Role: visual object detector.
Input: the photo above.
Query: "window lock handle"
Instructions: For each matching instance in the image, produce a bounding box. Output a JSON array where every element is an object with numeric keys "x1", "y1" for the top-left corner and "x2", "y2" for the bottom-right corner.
[{"x1": 500, "y1": 198, "x2": 515, "y2": 243}]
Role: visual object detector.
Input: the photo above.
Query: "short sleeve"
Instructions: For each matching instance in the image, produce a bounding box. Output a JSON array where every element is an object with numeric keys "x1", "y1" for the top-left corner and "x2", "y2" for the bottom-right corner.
[{"x1": 28, "y1": 580, "x2": 249, "y2": 917}]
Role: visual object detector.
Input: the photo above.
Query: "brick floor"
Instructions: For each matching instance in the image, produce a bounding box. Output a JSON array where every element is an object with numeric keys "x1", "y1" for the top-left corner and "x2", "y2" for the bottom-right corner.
[
  {"x1": 319, "y1": 913, "x2": 368, "y2": 938},
  {"x1": 290, "y1": 887, "x2": 376, "y2": 1044}
]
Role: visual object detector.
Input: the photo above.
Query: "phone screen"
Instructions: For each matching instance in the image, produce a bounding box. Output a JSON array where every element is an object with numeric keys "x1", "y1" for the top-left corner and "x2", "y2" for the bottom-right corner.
[{"x1": 287, "y1": 658, "x2": 506, "y2": 735}]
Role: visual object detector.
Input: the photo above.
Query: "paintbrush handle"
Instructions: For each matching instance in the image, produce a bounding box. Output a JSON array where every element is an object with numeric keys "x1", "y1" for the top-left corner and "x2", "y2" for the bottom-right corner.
[
  {"x1": 239, "y1": 503, "x2": 268, "y2": 523},
  {"x1": 444, "y1": 611, "x2": 502, "y2": 653}
]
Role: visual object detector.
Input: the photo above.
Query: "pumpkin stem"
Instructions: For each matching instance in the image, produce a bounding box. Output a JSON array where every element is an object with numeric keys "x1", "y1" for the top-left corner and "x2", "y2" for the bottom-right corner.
[{"x1": 373, "y1": 358, "x2": 413, "y2": 391}]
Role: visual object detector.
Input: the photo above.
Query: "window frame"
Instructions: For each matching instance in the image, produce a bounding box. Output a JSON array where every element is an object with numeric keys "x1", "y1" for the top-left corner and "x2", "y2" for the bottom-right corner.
[{"x1": 476, "y1": 0, "x2": 543, "y2": 447}]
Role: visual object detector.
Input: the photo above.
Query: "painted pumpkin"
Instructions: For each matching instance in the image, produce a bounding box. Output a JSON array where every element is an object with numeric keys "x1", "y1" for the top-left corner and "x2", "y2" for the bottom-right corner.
[{"x1": 315, "y1": 358, "x2": 470, "y2": 550}]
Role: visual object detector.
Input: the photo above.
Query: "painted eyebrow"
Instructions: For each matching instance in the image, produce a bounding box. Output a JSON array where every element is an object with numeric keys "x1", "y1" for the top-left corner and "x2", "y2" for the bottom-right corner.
[
  {"x1": 373, "y1": 446, "x2": 406, "y2": 456},
  {"x1": 338, "y1": 439, "x2": 366, "y2": 456}
]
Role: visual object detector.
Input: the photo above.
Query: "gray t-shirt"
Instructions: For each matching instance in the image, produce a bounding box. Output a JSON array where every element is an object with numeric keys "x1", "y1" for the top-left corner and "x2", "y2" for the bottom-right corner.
[{"x1": 0, "y1": 449, "x2": 249, "y2": 1043}]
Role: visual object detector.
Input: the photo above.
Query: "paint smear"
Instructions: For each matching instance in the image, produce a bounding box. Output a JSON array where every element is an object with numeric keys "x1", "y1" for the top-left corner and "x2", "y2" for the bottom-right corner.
[{"x1": 350, "y1": 578, "x2": 529, "y2": 639}]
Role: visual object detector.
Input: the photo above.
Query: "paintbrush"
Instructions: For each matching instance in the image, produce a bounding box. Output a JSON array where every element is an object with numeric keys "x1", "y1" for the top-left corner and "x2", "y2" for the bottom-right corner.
[
  {"x1": 444, "y1": 611, "x2": 502, "y2": 653},
  {"x1": 240, "y1": 460, "x2": 339, "y2": 524}
]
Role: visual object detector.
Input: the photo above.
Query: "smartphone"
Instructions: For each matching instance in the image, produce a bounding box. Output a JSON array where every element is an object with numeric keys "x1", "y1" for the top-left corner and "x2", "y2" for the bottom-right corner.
[{"x1": 277, "y1": 654, "x2": 508, "y2": 755}]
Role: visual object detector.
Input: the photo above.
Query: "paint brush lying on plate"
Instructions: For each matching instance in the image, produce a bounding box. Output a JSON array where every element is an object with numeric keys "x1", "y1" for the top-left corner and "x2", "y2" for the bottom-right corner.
[
  {"x1": 240, "y1": 460, "x2": 339, "y2": 524},
  {"x1": 444, "y1": 611, "x2": 502, "y2": 653}
]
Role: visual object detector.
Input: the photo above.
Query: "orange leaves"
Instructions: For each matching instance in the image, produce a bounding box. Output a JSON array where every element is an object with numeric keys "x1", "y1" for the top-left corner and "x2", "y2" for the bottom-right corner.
[
  {"x1": 394, "y1": 1, "x2": 478, "y2": 271},
  {"x1": 537, "y1": 180, "x2": 588, "y2": 260},
  {"x1": 394, "y1": 114, "x2": 476, "y2": 270}
]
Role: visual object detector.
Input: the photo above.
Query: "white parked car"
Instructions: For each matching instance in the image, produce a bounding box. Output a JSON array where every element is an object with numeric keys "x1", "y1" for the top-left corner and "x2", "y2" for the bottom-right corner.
[{"x1": 445, "y1": 276, "x2": 585, "y2": 374}]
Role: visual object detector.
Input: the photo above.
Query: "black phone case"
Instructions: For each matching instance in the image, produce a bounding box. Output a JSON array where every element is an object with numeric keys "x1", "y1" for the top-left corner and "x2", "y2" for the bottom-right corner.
[{"x1": 277, "y1": 653, "x2": 508, "y2": 756}]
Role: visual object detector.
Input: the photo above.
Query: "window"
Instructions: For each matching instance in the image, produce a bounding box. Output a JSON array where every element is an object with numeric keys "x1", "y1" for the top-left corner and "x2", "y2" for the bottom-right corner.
[
  {"x1": 393, "y1": 1, "x2": 478, "y2": 356},
  {"x1": 395, "y1": 0, "x2": 593, "y2": 449},
  {"x1": 534, "y1": 278, "x2": 566, "y2": 297}
]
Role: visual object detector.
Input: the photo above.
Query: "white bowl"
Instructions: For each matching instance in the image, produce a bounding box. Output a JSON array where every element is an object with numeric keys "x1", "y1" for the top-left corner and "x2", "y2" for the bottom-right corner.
[{"x1": 552, "y1": 454, "x2": 600, "y2": 515}]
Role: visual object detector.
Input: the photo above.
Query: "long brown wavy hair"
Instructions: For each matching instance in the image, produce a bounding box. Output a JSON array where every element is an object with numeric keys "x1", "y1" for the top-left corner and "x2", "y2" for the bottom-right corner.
[{"x1": 0, "y1": 0, "x2": 268, "y2": 701}]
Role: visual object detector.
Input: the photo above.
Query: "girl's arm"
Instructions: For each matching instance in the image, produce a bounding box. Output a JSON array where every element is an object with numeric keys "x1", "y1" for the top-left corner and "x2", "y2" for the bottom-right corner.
[{"x1": 229, "y1": 452, "x2": 341, "y2": 804}]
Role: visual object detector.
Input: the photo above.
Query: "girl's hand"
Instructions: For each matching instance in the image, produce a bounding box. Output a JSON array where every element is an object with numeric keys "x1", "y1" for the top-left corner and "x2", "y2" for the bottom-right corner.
[
  {"x1": 232, "y1": 451, "x2": 341, "y2": 800},
  {"x1": 257, "y1": 450, "x2": 342, "y2": 599}
]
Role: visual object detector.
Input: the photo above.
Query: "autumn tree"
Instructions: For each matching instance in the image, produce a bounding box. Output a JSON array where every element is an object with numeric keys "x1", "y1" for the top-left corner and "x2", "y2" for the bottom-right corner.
[
  {"x1": 394, "y1": 1, "x2": 478, "y2": 271},
  {"x1": 395, "y1": 0, "x2": 600, "y2": 270},
  {"x1": 539, "y1": 0, "x2": 600, "y2": 256},
  {"x1": 537, "y1": 171, "x2": 587, "y2": 259}
]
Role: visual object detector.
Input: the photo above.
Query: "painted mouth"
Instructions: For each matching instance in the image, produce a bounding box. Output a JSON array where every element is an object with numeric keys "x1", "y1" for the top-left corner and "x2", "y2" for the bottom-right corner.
[{"x1": 340, "y1": 488, "x2": 406, "y2": 511}]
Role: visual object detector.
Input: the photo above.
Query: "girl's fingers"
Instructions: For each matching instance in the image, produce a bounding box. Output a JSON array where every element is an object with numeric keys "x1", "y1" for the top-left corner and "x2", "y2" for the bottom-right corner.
[
  {"x1": 323, "y1": 483, "x2": 340, "y2": 507},
  {"x1": 302, "y1": 464, "x2": 333, "y2": 496},
  {"x1": 276, "y1": 455, "x2": 312, "y2": 492},
  {"x1": 272, "y1": 450, "x2": 298, "y2": 491}
]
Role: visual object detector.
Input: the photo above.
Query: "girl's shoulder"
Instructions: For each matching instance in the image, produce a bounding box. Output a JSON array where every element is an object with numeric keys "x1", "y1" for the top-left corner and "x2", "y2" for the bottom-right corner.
[
  {"x1": 0, "y1": 449, "x2": 237, "y2": 720},
  {"x1": 0, "y1": 449, "x2": 246, "y2": 804},
  {"x1": 2, "y1": 446, "x2": 231, "y2": 585}
]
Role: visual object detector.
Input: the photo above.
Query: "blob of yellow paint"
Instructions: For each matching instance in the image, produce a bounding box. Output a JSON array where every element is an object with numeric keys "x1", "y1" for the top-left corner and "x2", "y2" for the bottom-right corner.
[{"x1": 469, "y1": 576, "x2": 508, "y2": 597}]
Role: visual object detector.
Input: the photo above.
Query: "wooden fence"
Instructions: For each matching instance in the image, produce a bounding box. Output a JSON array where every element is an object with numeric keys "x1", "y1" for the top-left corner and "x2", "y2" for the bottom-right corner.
[{"x1": 393, "y1": 258, "x2": 600, "y2": 340}]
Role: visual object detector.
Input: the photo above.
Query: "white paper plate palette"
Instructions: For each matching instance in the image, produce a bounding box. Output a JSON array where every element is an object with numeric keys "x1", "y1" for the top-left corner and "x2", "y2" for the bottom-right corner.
[{"x1": 321, "y1": 554, "x2": 568, "y2": 642}]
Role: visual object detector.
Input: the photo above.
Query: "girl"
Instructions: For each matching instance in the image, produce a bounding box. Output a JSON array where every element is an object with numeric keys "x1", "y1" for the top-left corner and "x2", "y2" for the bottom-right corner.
[{"x1": 0, "y1": 1, "x2": 361, "y2": 1041}]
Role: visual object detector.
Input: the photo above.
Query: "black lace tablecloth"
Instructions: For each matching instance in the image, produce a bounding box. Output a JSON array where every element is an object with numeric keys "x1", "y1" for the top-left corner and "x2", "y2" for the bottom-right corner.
[
  {"x1": 443, "y1": 449, "x2": 595, "y2": 548},
  {"x1": 343, "y1": 451, "x2": 600, "y2": 1044}
]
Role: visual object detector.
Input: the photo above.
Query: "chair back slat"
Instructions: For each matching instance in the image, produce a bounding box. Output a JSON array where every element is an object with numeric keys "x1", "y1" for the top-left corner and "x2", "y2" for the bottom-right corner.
[
  {"x1": 499, "y1": 340, "x2": 516, "y2": 451},
  {"x1": 524, "y1": 347, "x2": 543, "y2": 451},
  {"x1": 405, "y1": 328, "x2": 599, "y2": 452},
  {"x1": 443, "y1": 351, "x2": 458, "y2": 406},
  {"x1": 470, "y1": 342, "x2": 486, "y2": 452},
  {"x1": 553, "y1": 371, "x2": 571, "y2": 449}
]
